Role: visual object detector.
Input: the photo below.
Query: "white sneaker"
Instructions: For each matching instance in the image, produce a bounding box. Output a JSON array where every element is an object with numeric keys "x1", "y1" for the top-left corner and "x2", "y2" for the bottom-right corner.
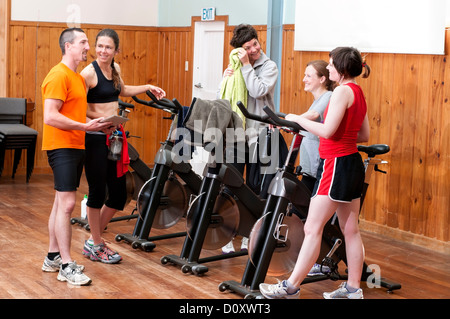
[
  {"x1": 240, "y1": 237, "x2": 248, "y2": 252},
  {"x1": 307, "y1": 263, "x2": 331, "y2": 276},
  {"x1": 221, "y1": 241, "x2": 235, "y2": 254},
  {"x1": 42, "y1": 255, "x2": 84, "y2": 272},
  {"x1": 57, "y1": 261, "x2": 92, "y2": 286},
  {"x1": 259, "y1": 280, "x2": 300, "y2": 299},
  {"x1": 323, "y1": 282, "x2": 364, "y2": 299}
]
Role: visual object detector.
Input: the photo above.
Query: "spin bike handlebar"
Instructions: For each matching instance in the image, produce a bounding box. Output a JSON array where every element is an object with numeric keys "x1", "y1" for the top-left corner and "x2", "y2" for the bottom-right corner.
[
  {"x1": 131, "y1": 90, "x2": 181, "y2": 115},
  {"x1": 262, "y1": 106, "x2": 304, "y2": 133},
  {"x1": 118, "y1": 99, "x2": 135, "y2": 110},
  {"x1": 236, "y1": 101, "x2": 286, "y2": 126}
]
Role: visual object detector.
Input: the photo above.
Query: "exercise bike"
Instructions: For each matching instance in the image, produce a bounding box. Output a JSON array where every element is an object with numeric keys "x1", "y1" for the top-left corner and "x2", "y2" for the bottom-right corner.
[
  {"x1": 160, "y1": 101, "x2": 288, "y2": 276},
  {"x1": 71, "y1": 99, "x2": 152, "y2": 229},
  {"x1": 115, "y1": 92, "x2": 203, "y2": 252},
  {"x1": 219, "y1": 105, "x2": 402, "y2": 299}
]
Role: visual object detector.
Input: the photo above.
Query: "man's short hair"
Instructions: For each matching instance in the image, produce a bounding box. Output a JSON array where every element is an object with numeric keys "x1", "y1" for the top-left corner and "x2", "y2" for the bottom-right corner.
[{"x1": 59, "y1": 27, "x2": 85, "y2": 55}]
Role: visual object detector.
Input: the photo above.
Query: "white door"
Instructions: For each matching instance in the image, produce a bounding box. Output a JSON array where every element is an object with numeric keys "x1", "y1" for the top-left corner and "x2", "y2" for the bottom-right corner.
[
  {"x1": 191, "y1": 21, "x2": 225, "y2": 175},
  {"x1": 192, "y1": 21, "x2": 225, "y2": 100}
]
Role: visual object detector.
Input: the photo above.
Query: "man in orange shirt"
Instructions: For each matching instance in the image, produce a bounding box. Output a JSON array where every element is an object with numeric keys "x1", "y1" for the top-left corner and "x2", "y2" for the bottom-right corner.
[{"x1": 41, "y1": 28, "x2": 112, "y2": 286}]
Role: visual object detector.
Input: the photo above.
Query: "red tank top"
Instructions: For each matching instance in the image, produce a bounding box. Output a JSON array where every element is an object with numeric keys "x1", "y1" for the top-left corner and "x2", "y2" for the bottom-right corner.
[{"x1": 319, "y1": 83, "x2": 367, "y2": 159}]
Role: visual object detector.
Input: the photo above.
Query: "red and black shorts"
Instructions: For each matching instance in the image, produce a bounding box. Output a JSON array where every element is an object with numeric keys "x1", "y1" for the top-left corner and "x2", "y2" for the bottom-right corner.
[{"x1": 312, "y1": 152, "x2": 365, "y2": 202}]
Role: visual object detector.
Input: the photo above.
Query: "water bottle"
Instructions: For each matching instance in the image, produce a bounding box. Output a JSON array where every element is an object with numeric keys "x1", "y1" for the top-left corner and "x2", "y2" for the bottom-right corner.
[
  {"x1": 81, "y1": 194, "x2": 88, "y2": 219},
  {"x1": 108, "y1": 130, "x2": 123, "y2": 161}
]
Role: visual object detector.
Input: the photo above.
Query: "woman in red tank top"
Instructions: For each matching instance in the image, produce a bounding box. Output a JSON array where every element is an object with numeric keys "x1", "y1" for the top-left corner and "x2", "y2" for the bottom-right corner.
[{"x1": 259, "y1": 47, "x2": 371, "y2": 299}]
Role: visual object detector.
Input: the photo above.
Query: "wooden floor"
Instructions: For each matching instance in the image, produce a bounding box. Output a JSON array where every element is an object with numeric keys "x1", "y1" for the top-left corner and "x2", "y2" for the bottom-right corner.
[{"x1": 0, "y1": 174, "x2": 449, "y2": 300}]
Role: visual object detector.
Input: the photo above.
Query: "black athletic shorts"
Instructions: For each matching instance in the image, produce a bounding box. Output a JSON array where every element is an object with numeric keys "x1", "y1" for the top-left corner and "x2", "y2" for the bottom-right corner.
[
  {"x1": 47, "y1": 148, "x2": 85, "y2": 192},
  {"x1": 312, "y1": 152, "x2": 365, "y2": 202}
]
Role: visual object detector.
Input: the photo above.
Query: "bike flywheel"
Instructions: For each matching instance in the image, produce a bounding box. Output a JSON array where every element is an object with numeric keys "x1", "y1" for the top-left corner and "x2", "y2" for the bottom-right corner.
[
  {"x1": 248, "y1": 212, "x2": 304, "y2": 277},
  {"x1": 137, "y1": 177, "x2": 187, "y2": 229},
  {"x1": 186, "y1": 191, "x2": 239, "y2": 250}
]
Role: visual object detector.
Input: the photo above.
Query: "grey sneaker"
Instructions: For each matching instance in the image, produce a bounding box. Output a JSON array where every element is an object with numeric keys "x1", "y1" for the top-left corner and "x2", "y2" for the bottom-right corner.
[
  {"x1": 308, "y1": 263, "x2": 331, "y2": 276},
  {"x1": 259, "y1": 280, "x2": 300, "y2": 299},
  {"x1": 42, "y1": 255, "x2": 84, "y2": 272},
  {"x1": 57, "y1": 261, "x2": 92, "y2": 286},
  {"x1": 82, "y1": 240, "x2": 93, "y2": 258},
  {"x1": 89, "y1": 243, "x2": 122, "y2": 264},
  {"x1": 323, "y1": 282, "x2": 364, "y2": 299}
]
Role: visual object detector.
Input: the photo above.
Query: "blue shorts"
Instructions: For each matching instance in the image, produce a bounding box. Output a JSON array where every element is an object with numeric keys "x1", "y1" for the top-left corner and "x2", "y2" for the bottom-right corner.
[{"x1": 47, "y1": 148, "x2": 85, "y2": 192}]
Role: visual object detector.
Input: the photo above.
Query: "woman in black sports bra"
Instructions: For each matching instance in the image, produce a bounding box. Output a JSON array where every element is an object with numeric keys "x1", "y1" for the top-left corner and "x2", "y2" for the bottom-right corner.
[{"x1": 80, "y1": 29, "x2": 165, "y2": 264}]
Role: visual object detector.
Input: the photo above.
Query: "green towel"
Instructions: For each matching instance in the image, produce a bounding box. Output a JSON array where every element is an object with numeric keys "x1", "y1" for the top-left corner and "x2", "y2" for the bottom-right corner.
[{"x1": 220, "y1": 48, "x2": 247, "y2": 128}]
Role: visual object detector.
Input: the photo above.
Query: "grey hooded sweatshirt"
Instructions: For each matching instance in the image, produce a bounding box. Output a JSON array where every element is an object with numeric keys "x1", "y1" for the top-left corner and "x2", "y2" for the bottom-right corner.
[{"x1": 240, "y1": 51, "x2": 278, "y2": 145}]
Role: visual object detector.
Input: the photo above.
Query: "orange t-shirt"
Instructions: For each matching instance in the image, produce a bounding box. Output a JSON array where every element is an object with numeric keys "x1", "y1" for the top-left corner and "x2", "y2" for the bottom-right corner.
[{"x1": 41, "y1": 62, "x2": 87, "y2": 151}]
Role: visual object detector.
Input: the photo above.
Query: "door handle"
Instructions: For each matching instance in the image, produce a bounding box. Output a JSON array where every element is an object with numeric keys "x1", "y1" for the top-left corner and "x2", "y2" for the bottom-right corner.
[{"x1": 194, "y1": 83, "x2": 203, "y2": 89}]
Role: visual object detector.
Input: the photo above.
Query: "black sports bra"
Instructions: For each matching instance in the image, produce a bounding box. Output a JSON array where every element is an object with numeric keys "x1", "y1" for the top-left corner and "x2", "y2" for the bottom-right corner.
[{"x1": 87, "y1": 61, "x2": 121, "y2": 103}]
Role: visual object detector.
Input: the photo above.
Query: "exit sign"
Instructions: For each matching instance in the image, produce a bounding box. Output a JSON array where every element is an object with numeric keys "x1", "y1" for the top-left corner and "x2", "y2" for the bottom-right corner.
[{"x1": 201, "y1": 7, "x2": 215, "y2": 21}]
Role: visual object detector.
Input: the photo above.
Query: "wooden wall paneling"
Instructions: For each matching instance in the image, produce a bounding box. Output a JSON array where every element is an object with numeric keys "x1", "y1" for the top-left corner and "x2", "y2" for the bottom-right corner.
[
  {"x1": 33, "y1": 26, "x2": 50, "y2": 170},
  {"x1": 435, "y1": 31, "x2": 450, "y2": 242},
  {"x1": 129, "y1": 30, "x2": 146, "y2": 159},
  {"x1": 374, "y1": 53, "x2": 394, "y2": 226},
  {"x1": 174, "y1": 31, "x2": 183, "y2": 100},
  {"x1": 136, "y1": 30, "x2": 158, "y2": 165},
  {"x1": 23, "y1": 26, "x2": 37, "y2": 107},
  {"x1": 9, "y1": 26, "x2": 23, "y2": 99},
  {"x1": 360, "y1": 53, "x2": 381, "y2": 223},
  {"x1": 424, "y1": 54, "x2": 446, "y2": 240},
  {"x1": 385, "y1": 54, "x2": 403, "y2": 230},
  {"x1": 401, "y1": 55, "x2": 420, "y2": 234},
  {"x1": 3, "y1": 25, "x2": 23, "y2": 172},
  {"x1": 142, "y1": 30, "x2": 161, "y2": 163},
  {"x1": 0, "y1": 0, "x2": 9, "y2": 97},
  {"x1": 411, "y1": 56, "x2": 432, "y2": 236}
]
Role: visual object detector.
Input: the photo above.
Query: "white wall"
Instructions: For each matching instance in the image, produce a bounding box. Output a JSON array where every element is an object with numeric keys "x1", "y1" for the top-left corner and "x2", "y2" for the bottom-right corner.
[
  {"x1": 294, "y1": 0, "x2": 447, "y2": 55},
  {"x1": 11, "y1": 0, "x2": 158, "y2": 26},
  {"x1": 157, "y1": 0, "x2": 268, "y2": 27}
]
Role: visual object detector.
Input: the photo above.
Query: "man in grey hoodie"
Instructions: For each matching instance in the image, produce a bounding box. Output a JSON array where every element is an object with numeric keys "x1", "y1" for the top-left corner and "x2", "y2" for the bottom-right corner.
[
  {"x1": 224, "y1": 24, "x2": 279, "y2": 146},
  {"x1": 220, "y1": 24, "x2": 279, "y2": 253}
]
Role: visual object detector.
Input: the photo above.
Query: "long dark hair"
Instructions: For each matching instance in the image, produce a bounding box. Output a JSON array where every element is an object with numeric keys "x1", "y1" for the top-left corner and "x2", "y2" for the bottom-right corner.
[{"x1": 96, "y1": 29, "x2": 121, "y2": 89}]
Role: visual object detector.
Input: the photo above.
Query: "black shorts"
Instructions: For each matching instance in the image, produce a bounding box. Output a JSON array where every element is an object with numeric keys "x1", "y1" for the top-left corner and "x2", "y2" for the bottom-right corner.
[
  {"x1": 47, "y1": 148, "x2": 85, "y2": 192},
  {"x1": 312, "y1": 152, "x2": 365, "y2": 202},
  {"x1": 84, "y1": 133, "x2": 127, "y2": 210}
]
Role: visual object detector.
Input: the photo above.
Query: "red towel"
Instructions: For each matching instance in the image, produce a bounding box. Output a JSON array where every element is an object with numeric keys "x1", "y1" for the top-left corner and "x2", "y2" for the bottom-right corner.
[{"x1": 116, "y1": 125, "x2": 129, "y2": 177}]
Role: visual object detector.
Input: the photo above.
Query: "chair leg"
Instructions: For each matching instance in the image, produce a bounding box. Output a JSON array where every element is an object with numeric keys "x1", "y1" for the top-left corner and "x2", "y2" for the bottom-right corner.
[
  {"x1": 26, "y1": 139, "x2": 36, "y2": 183},
  {"x1": 0, "y1": 144, "x2": 5, "y2": 178},
  {"x1": 13, "y1": 148, "x2": 23, "y2": 179}
]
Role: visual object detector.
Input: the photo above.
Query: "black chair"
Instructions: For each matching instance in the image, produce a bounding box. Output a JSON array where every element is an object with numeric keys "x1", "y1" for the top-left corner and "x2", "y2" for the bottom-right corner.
[{"x1": 0, "y1": 98, "x2": 38, "y2": 183}]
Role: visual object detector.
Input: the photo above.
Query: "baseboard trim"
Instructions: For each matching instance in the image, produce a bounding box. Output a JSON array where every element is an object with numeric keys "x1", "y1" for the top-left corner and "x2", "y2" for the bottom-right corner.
[{"x1": 360, "y1": 219, "x2": 449, "y2": 255}]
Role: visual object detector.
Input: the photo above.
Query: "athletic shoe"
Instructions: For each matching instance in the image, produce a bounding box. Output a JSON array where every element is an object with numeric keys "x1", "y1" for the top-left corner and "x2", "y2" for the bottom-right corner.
[
  {"x1": 307, "y1": 263, "x2": 331, "y2": 276},
  {"x1": 222, "y1": 241, "x2": 235, "y2": 254},
  {"x1": 89, "y1": 243, "x2": 122, "y2": 264},
  {"x1": 82, "y1": 240, "x2": 93, "y2": 258},
  {"x1": 84, "y1": 239, "x2": 122, "y2": 261},
  {"x1": 42, "y1": 255, "x2": 84, "y2": 272},
  {"x1": 240, "y1": 237, "x2": 248, "y2": 252},
  {"x1": 323, "y1": 282, "x2": 364, "y2": 299},
  {"x1": 259, "y1": 280, "x2": 300, "y2": 299},
  {"x1": 57, "y1": 261, "x2": 91, "y2": 286}
]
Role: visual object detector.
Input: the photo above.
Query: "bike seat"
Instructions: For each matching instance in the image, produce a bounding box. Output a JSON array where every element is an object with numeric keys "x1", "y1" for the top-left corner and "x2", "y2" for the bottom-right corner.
[{"x1": 357, "y1": 144, "x2": 390, "y2": 157}]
